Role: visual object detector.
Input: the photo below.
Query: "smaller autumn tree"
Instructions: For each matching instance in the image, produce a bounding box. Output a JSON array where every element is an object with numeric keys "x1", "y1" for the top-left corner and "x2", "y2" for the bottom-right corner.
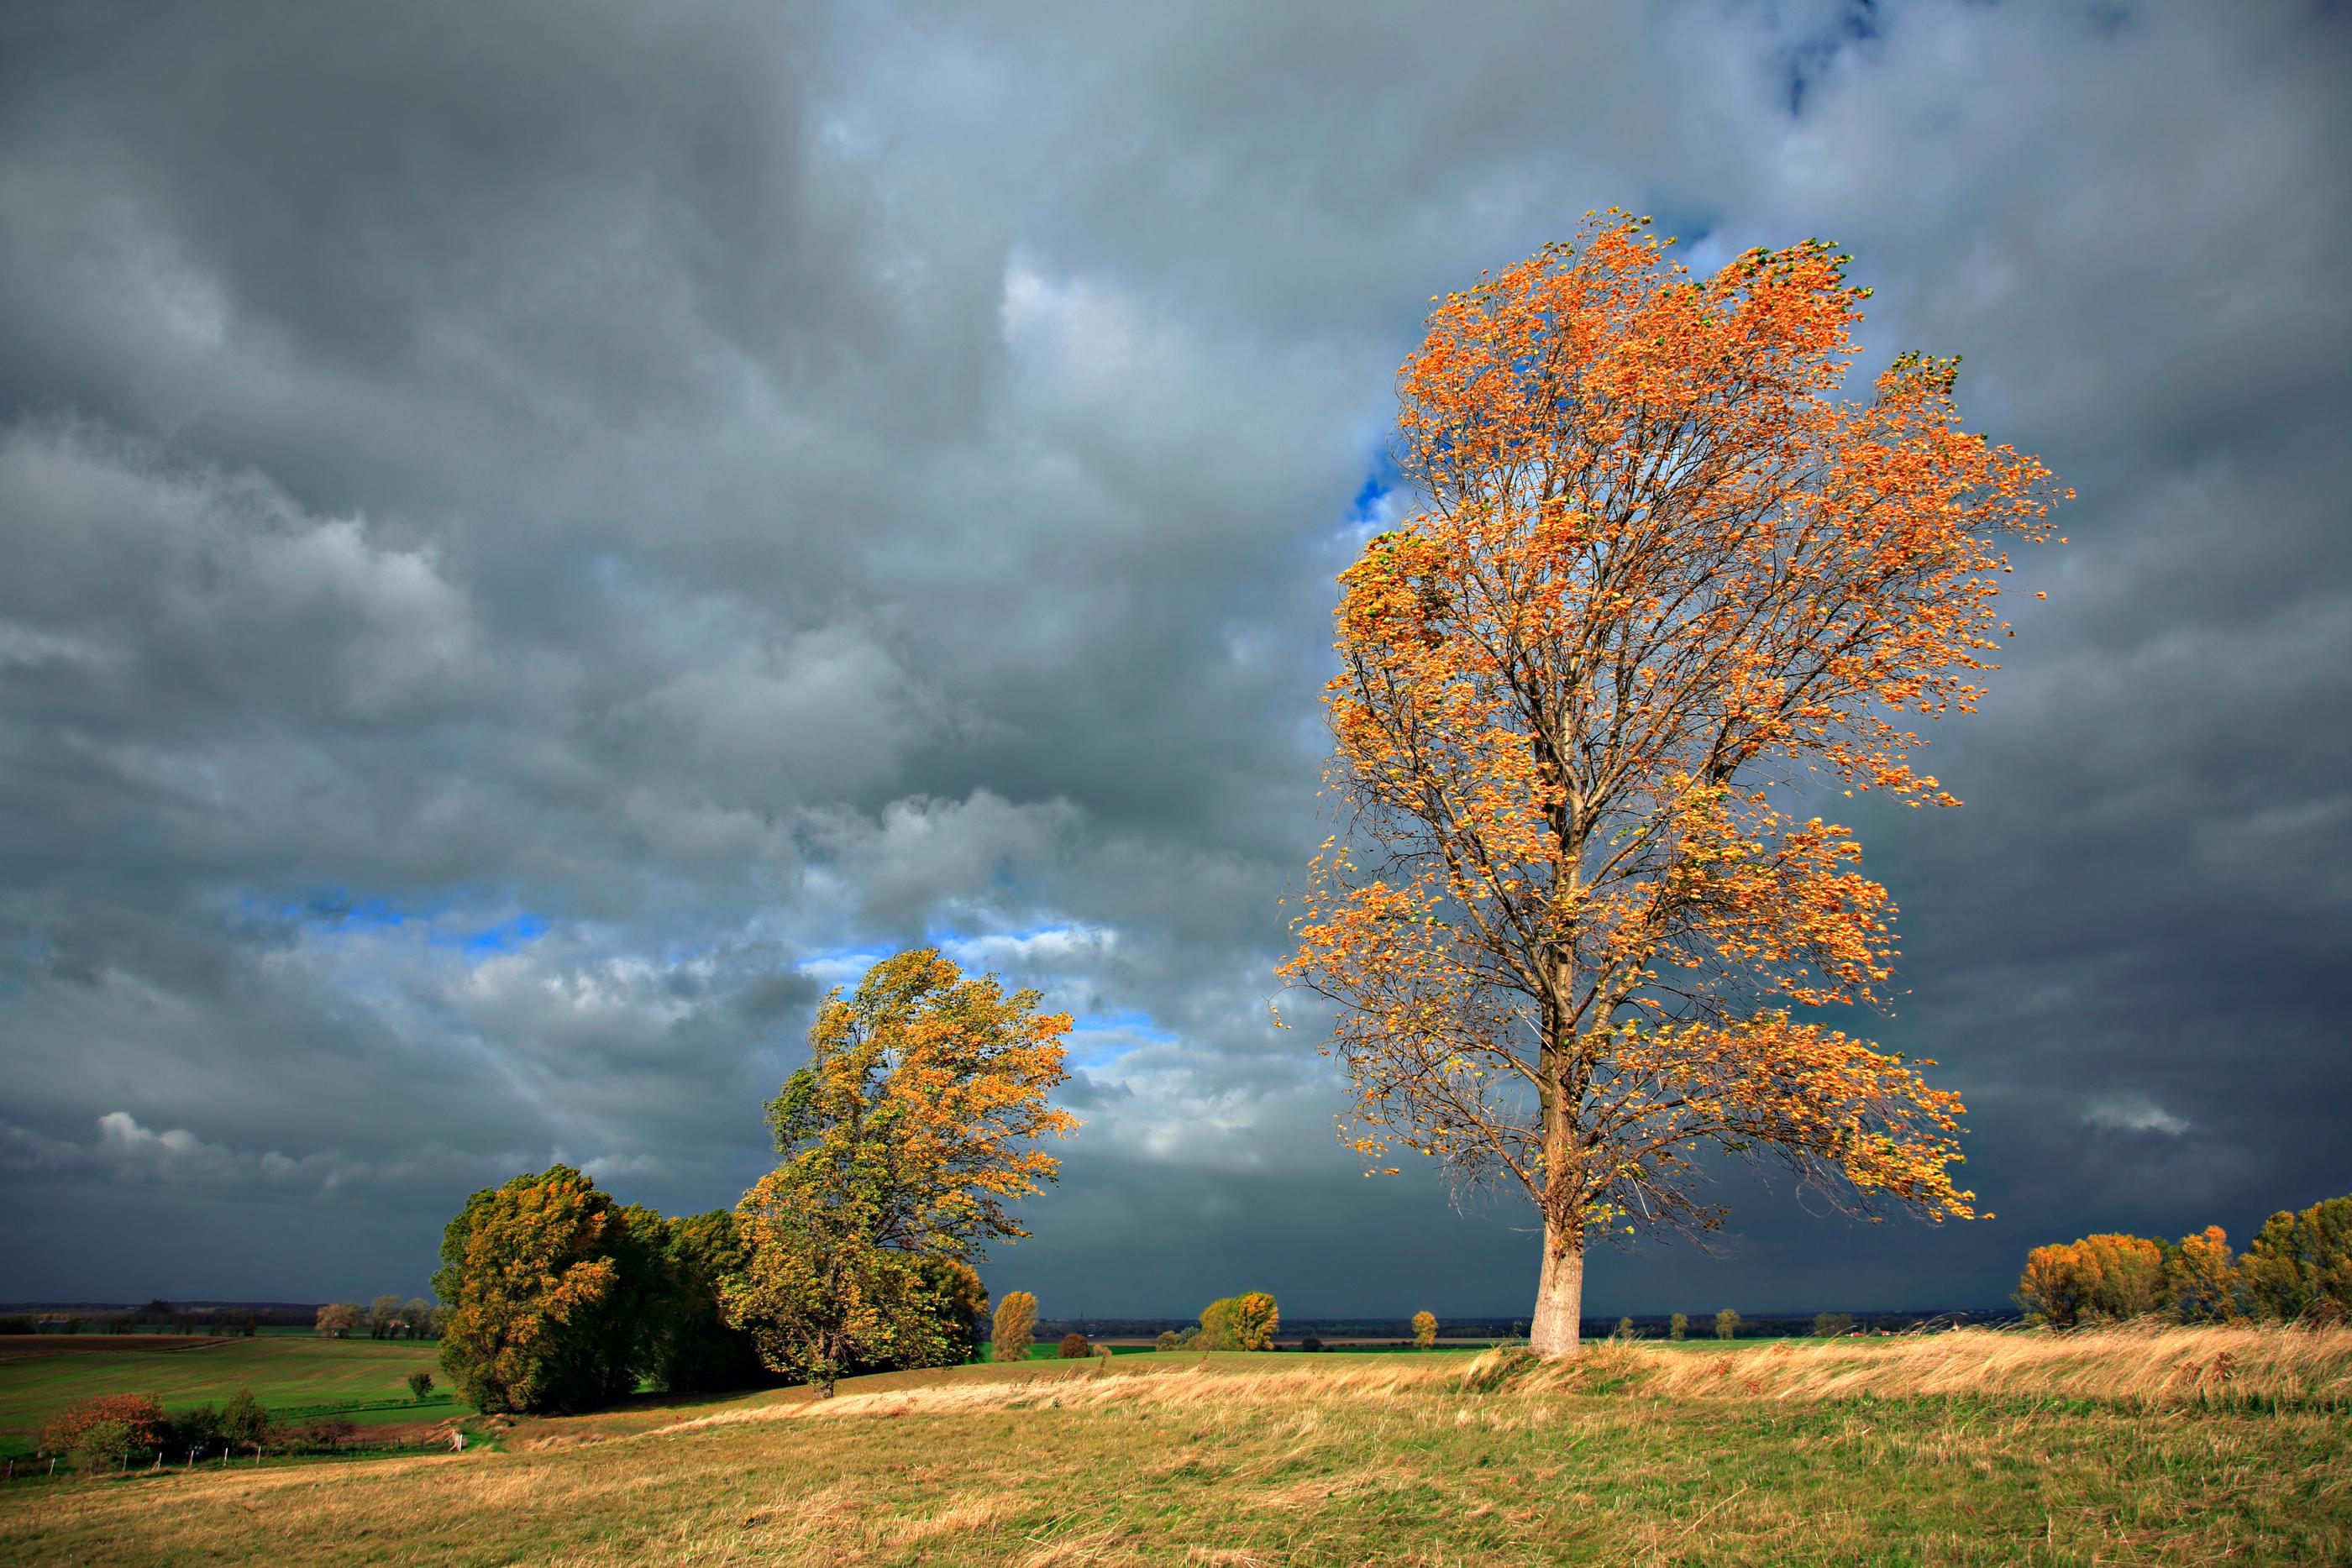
[
  {"x1": 313, "y1": 1303, "x2": 360, "y2": 1338},
  {"x1": 1714, "y1": 1309, "x2": 1740, "y2": 1341},
  {"x1": 1155, "y1": 1330, "x2": 1182, "y2": 1351},
  {"x1": 1668, "y1": 1312, "x2": 1688, "y2": 1341},
  {"x1": 2242, "y1": 1195, "x2": 2352, "y2": 1322},
  {"x1": 1058, "y1": 1332, "x2": 1093, "y2": 1358},
  {"x1": 724, "y1": 949, "x2": 1074, "y2": 1395},
  {"x1": 1412, "y1": 1310, "x2": 1437, "y2": 1349},
  {"x1": 1614, "y1": 1316, "x2": 1636, "y2": 1341},
  {"x1": 994, "y1": 1291, "x2": 1039, "y2": 1362},
  {"x1": 917, "y1": 1257, "x2": 990, "y2": 1365},
  {"x1": 432, "y1": 1166, "x2": 664, "y2": 1413},
  {"x1": 40, "y1": 1395, "x2": 164, "y2": 1460},
  {"x1": 368, "y1": 1295, "x2": 403, "y2": 1340}
]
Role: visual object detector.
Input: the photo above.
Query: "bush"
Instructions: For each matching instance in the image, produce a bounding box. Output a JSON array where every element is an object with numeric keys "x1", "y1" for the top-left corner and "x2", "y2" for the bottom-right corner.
[
  {"x1": 1299, "y1": 1335, "x2": 1324, "y2": 1352},
  {"x1": 407, "y1": 1371, "x2": 436, "y2": 1401},
  {"x1": 1058, "y1": 1332, "x2": 1092, "y2": 1358},
  {"x1": 1154, "y1": 1330, "x2": 1181, "y2": 1351},
  {"x1": 294, "y1": 1418, "x2": 358, "y2": 1451},
  {"x1": 41, "y1": 1394, "x2": 165, "y2": 1460},
  {"x1": 1198, "y1": 1292, "x2": 1280, "y2": 1351},
  {"x1": 70, "y1": 1418, "x2": 139, "y2": 1471},
  {"x1": 220, "y1": 1387, "x2": 271, "y2": 1450}
]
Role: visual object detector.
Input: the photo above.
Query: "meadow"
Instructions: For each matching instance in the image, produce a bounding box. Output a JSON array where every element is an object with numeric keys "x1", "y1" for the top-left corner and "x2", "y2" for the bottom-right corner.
[
  {"x1": 2, "y1": 1324, "x2": 2346, "y2": 1565},
  {"x1": 0, "y1": 1335, "x2": 459, "y2": 1462}
]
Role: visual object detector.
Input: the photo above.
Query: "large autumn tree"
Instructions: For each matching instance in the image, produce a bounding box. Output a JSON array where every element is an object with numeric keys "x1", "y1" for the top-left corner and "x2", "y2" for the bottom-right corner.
[
  {"x1": 1283, "y1": 212, "x2": 2066, "y2": 1357},
  {"x1": 433, "y1": 1165, "x2": 665, "y2": 1412},
  {"x1": 723, "y1": 947, "x2": 1074, "y2": 1393}
]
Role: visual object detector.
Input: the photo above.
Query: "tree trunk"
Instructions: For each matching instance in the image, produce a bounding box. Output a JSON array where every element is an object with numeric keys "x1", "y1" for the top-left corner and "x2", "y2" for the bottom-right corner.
[{"x1": 1528, "y1": 1221, "x2": 1585, "y2": 1358}]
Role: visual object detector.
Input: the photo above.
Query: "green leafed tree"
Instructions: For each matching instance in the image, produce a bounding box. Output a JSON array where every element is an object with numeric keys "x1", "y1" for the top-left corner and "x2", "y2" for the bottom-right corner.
[
  {"x1": 432, "y1": 1165, "x2": 664, "y2": 1413},
  {"x1": 644, "y1": 1210, "x2": 768, "y2": 1393},
  {"x1": 1714, "y1": 1308, "x2": 1740, "y2": 1341},
  {"x1": 1668, "y1": 1312, "x2": 1688, "y2": 1341},
  {"x1": 2241, "y1": 1196, "x2": 2352, "y2": 1323}
]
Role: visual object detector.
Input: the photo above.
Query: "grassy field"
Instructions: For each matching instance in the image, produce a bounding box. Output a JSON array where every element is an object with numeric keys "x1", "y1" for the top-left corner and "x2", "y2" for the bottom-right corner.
[
  {"x1": 1, "y1": 1325, "x2": 2346, "y2": 1565},
  {"x1": 0, "y1": 1335, "x2": 460, "y2": 1460}
]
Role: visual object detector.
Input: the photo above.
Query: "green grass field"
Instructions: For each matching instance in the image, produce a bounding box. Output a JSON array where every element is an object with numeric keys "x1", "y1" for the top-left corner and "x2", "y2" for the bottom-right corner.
[
  {"x1": 1, "y1": 1325, "x2": 2346, "y2": 1565},
  {"x1": 0, "y1": 1336, "x2": 461, "y2": 1460}
]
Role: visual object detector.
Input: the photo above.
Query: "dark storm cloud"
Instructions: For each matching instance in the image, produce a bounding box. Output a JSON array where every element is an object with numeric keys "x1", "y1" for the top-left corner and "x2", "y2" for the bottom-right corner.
[{"x1": 2, "y1": 0, "x2": 2346, "y2": 1318}]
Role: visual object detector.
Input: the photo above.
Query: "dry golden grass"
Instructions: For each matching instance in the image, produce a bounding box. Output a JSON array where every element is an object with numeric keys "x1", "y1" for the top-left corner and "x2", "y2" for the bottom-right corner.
[{"x1": 3, "y1": 1329, "x2": 2346, "y2": 1566}]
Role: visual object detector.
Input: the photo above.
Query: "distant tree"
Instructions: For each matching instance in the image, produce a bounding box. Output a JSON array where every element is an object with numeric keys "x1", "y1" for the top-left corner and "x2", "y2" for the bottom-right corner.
[
  {"x1": 993, "y1": 1292, "x2": 1039, "y2": 1363},
  {"x1": 399, "y1": 1299, "x2": 438, "y2": 1340},
  {"x1": 1668, "y1": 1312, "x2": 1688, "y2": 1342},
  {"x1": 1155, "y1": 1330, "x2": 1183, "y2": 1352},
  {"x1": 1814, "y1": 1313, "x2": 1855, "y2": 1338},
  {"x1": 2016, "y1": 1233, "x2": 2171, "y2": 1327},
  {"x1": 406, "y1": 1371, "x2": 435, "y2": 1401},
  {"x1": 2242, "y1": 1196, "x2": 2352, "y2": 1323},
  {"x1": 1299, "y1": 1335, "x2": 1324, "y2": 1352},
  {"x1": 240, "y1": 1314, "x2": 259, "y2": 1338},
  {"x1": 60, "y1": 1316, "x2": 83, "y2": 1335},
  {"x1": 1231, "y1": 1293, "x2": 1279, "y2": 1351},
  {"x1": 1058, "y1": 1332, "x2": 1093, "y2": 1359},
  {"x1": 41, "y1": 1395, "x2": 163, "y2": 1460},
  {"x1": 220, "y1": 1388, "x2": 270, "y2": 1450},
  {"x1": 368, "y1": 1295, "x2": 404, "y2": 1340},
  {"x1": 1412, "y1": 1310, "x2": 1437, "y2": 1350},
  {"x1": 1613, "y1": 1316, "x2": 1636, "y2": 1341},
  {"x1": 1714, "y1": 1309, "x2": 1740, "y2": 1341},
  {"x1": 432, "y1": 1166, "x2": 664, "y2": 1413},
  {"x1": 725, "y1": 950, "x2": 1074, "y2": 1397},
  {"x1": 2165, "y1": 1226, "x2": 2247, "y2": 1323},
  {"x1": 314, "y1": 1302, "x2": 361, "y2": 1338}
]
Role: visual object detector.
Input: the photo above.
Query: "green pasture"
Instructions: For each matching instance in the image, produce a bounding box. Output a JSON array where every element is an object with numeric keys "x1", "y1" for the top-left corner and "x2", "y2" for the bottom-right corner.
[{"x1": 0, "y1": 1338, "x2": 463, "y2": 1458}]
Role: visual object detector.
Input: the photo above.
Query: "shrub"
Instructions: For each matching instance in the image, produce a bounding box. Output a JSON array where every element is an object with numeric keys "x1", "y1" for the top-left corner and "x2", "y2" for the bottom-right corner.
[
  {"x1": 295, "y1": 1418, "x2": 358, "y2": 1451},
  {"x1": 41, "y1": 1394, "x2": 164, "y2": 1459},
  {"x1": 1714, "y1": 1308, "x2": 1740, "y2": 1340},
  {"x1": 1668, "y1": 1312, "x2": 1688, "y2": 1341},
  {"x1": 1299, "y1": 1335, "x2": 1324, "y2": 1352},
  {"x1": 991, "y1": 1292, "x2": 1039, "y2": 1363},
  {"x1": 1154, "y1": 1330, "x2": 1182, "y2": 1351},
  {"x1": 1058, "y1": 1332, "x2": 1092, "y2": 1358},
  {"x1": 1412, "y1": 1310, "x2": 1437, "y2": 1349},
  {"x1": 220, "y1": 1388, "x2": 270, "y2": 1450},
  {"x1": 70, "y1": 1419, "x2": 139, "y2": 1471},
  {"x1": 407, "y1": 1371, "x2": 436, "y2": 1401},
  {"x1": 1199, "y1": 1293, "x2": 1279, "y2": 1351}
]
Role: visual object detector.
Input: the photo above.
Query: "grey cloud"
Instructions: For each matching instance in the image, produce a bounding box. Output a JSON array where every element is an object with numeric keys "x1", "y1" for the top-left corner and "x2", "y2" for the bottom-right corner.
[{"x1": 1, "y1": 0, "x2": 2346, "y2": 1315}]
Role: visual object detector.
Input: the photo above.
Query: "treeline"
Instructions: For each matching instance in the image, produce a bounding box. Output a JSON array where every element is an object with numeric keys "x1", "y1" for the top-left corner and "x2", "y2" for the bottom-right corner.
[
  {"x1": 2016, "y1": 1193, "x2": 2350, "y2": 1329},
  {"x1": 35, "y1": 1383, "x2": 435, "y2": 1471},
  {"x1": 313, "y1": 1297, "x2": 438, "y2": 1339},
  {"x1": 434, "y1": 948, "x2": 1072, "y2": 1413}
]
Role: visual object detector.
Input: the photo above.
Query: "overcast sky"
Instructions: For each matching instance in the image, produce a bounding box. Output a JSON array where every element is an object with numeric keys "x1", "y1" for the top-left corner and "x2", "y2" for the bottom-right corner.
[{"x1": 3, "y1": 0, "x2": 2346, "y2": 1320}]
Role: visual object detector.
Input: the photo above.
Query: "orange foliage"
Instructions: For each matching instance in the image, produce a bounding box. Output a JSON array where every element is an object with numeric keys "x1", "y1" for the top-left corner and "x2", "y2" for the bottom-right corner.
[{"x1": 1281, "y1": 213, "x2": 2066, "y2": 1352}]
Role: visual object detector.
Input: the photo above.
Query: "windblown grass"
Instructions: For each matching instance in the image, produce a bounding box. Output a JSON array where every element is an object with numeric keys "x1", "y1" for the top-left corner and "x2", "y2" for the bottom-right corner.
[{"x1": 3, "y1": 1329, "x2": 2345, "y2": 1565}]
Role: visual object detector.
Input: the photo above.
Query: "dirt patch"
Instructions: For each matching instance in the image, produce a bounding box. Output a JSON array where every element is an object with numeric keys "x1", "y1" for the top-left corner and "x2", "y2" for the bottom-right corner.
[{"x1": 0, "y1": 1335, "x2": 229, "y2": 1361}]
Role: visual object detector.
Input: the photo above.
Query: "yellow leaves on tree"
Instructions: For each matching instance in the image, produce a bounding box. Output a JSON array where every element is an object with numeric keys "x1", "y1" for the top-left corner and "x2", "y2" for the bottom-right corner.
[
  {"x1": 1281, "y1": 212, "x2": 2067, "y2": 1358},
  {"x1": 724, "y1": 947, "x2": 1075, "y2": 1394},
  {"x1": 1412, "y1": 1309, "x2": 1438, "y2": 1349}
]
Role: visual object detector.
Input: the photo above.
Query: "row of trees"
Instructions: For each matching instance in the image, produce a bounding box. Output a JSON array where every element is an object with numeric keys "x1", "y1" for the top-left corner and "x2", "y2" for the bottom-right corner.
[
  {"x1": 314, "y1": 1297, "x2": 438, "y2": 1340},
  {"x1": 35, "y1": 1387, "x2": 383, "y2": 1470},
  {"x1": 435, "y1": 949, "x2": 1074, "y2": 1411},
  {"x1": 2014, "y1": 1195, "x2": 2350, "y2": 1329}
]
